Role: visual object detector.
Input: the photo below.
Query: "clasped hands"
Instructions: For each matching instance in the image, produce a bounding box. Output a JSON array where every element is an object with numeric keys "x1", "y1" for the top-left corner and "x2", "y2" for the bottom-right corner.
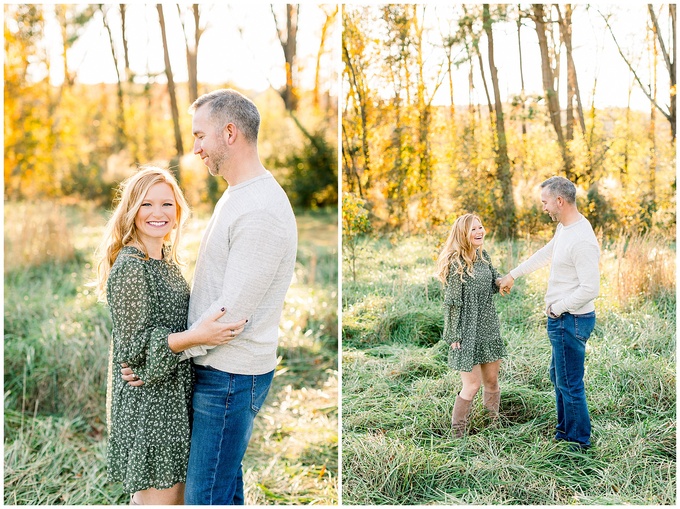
[{"x1": 496, "y1": 273, "x2": 515, "y2": 296}]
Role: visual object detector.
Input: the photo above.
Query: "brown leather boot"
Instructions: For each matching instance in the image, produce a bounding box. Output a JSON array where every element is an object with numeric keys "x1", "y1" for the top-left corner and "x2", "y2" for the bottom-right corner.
[
  {"x1": 483, "y1": 389, "x2": 500, "y2": 419},
  {"x1": 451, "y1": 393, "x2": 473, "y2": 438}
]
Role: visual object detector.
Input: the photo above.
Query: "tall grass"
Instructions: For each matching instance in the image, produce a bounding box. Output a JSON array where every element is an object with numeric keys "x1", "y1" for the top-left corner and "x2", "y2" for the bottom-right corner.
[
  {"x1": 342, "y1": 234, "x2": 675, "y2": 505},
  {"x1": 4, "y1": 202, "x2": 338, "y2": 505},
  {"x1": 4, "y1": 202, "x2": 76, "y2": 272},
  {"x1": 605, "y1": 233, "x2": 676, "y2": 309}
]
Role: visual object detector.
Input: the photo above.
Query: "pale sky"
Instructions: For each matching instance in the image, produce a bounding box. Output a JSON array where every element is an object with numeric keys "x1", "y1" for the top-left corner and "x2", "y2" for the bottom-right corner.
[
  {"x1": 15, "y1": 3, "x2": 672, "y2": 112},
  {"x1": 347, "y1": 3, "x2": 671, "y2": 112},
  {"x1": 37, "y1": 3, "x2": 338, "y2": 95}
]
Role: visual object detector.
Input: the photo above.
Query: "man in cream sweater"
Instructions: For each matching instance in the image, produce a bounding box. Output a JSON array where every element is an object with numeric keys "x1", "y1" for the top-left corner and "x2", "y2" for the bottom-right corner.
[
  {"x1": 499, "y1": 176, "x2": 600, "y2": 449},
  {"x1": 184, "y1": 89, "x2": 297, "y2": 504},
  {"x1": 120, "y1": 89, "x2": 296, "y2": 503}
]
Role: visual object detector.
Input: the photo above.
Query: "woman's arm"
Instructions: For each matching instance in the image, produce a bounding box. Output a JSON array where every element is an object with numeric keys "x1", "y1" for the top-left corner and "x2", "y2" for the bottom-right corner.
[
  {"x1": 484, "y1": 250, "x2": 503, "y2": 294},
  {"x1": 167, "y1": 310, "x2": 247, "y2": 353},
  {"x1": 442, "y1": 269, "x2": 464, "y2": 347},
  {"x1": 107, "y1": 260, "x2": 181, "y2": 385}
]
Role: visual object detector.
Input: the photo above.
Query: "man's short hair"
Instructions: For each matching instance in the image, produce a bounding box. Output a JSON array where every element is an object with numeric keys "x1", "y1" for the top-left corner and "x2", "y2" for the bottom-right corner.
[
  {"x1": 541, "y1": 176, "x2": 576, "y2": 204},
  {"x1": 189, "y1": 89, "x2": 260, "y2": 144}
]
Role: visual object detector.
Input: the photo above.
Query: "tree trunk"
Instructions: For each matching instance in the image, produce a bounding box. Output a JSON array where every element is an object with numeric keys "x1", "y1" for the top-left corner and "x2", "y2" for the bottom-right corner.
[
  {"x1": 558, "y1": 4, "x2": 590, "y2": 183},
  {"x1": 533, "y1": 4, "x2": 573, "y2": 180},
  {"x1": 342, "y1": 123, "x2": 363, "y2": 197},
  {"x1": 157, "y1": 4, "x2": 184, "y2": 178},
  {"x1": 414, "y1": 6, "x2": 433, "y2": 221},
  {"x1": 484, "y1": 4, "x2": 515, "y2": 238},
  {"x1": 120, "y1": 5, "x2": 132, "y2": 83},
  {"x1": 561, "y1": 5, "x2": 585, "y2": 137},
  {"x1": 442, "y1": 31, "x2": 457, "y2": 177},
  {"x1": 648, "y1": 4, "x2": 675, "y2": 139},
  {"x1": 517, "y1": 14, "x2": 527, "y2": 137},
  {"x1": 100, "y1": 5, "x2": 126, "y2": 151},
  {"x1": 178, "y1": 4, "x2": 202, "y2": 104},
  {"x1": 314, "y1": 5, "x2": 337, "y2": 111},
  {"x1": 342, "y1": 36, "x2": 371, "y2": 194},
  {"x1": 272, "y1": 4, "x2": 299, "y2": 111},
  {"x1": 558, "y1": 7, "x2": 574, "y2": 143},
  {"x1": 649, "y1": 14, "x2": 658, "y2": 203}
]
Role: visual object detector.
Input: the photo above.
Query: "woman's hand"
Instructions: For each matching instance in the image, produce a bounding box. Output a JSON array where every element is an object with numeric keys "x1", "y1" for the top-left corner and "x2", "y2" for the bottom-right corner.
[
  {"x1": 195, "y1": 307, "x2": 247, "y2": 347},
  {"x1": 120, "y1": 363, "x2": 144, "y2": 387},
  {"x1": 450, "y1": 342, "x2": 461, "y2": 350},
  {"x1": 497, "y1": 274, "x2": 514, "y2": 296}
]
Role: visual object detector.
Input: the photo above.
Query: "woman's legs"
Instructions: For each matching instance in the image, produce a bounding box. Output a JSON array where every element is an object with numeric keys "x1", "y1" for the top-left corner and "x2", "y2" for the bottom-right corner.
[
  {"x1": 480, "y1": 360, "x2": 501, "y2": 416},
  {"x1": 132, "y1": 483, "x2": 185, "y2": 505},
  {"x1": 452, "y1": 366, "x2": 481, "y2": 437},
  {"x1": 452, "y1": 361, "x2": 502, "y2": 436},
  {"x1": 459, "y1": 365, "x2": 482, "y2": 400},
  {"x1": 479, "y1": 360, "x2": 501, "y2": 392}
]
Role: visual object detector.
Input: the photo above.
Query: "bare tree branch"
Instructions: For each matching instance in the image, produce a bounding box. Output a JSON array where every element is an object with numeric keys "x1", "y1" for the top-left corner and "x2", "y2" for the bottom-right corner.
[
  {"x1": 599, "y1": 9, "x2": 671, "y2": 124},
  {"x1": 648, "y1": 5, "x2": 672, "y2": 72}
]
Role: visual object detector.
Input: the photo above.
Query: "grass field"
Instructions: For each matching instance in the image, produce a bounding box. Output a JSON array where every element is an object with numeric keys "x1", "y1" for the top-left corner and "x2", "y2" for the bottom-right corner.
[
  {"x1": 4, "y1": 201, "x2": 338, "y2": 505},
  {"x1": 341, "y1": 233, "x2": 675, "y2": 505}
]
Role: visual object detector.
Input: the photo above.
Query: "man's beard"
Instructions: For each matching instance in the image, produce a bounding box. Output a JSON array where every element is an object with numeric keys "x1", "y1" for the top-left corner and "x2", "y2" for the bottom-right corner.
[{"x1": 208, "y1": 142, "x2": 229, "y2": 177}]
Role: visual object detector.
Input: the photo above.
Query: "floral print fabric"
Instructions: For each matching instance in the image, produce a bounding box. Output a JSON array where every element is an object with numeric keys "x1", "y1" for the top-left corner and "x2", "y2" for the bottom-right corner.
[
  {"x1": 106, "y1": 246, "x2": 193, "y2": 494},
  {"x1": 442, "y1": 249, "x2": 507, "y2": 372}
]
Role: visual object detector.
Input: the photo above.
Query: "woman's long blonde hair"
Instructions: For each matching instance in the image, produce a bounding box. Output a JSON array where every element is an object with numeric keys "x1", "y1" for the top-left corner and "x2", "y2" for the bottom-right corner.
[
  {"x1": 96, "y1": 167, "x2": 190, "y2": 300},
  {"x1": 436, "y1": 213, "x2": 487, "y2": 285}
]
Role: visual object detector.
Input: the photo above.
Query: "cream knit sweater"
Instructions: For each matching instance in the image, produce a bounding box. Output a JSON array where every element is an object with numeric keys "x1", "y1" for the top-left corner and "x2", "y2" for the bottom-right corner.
[
  {"x1": 509, "y1": 215, "x2": 600, "y2": 316},
  {"x1": 182, "y1": 171, "x2": 297, "y2": 375}
]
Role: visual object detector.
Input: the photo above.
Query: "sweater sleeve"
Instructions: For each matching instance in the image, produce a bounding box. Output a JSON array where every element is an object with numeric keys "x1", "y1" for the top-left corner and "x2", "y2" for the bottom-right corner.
[
  {"x1": 107, "y1": 259, "x2": 183, "y2": 384},
  {"x1": 182, "y1": 210, "x2": 292, "y2": 359},
  {"x1": 550, "y1": 242, "x2": 600, "y2": 315},
  {"x1": 442, "y1": 269, "x2": 464, "y2": 345},
  {"x1": 509, "y1": 235, "x2": 555, "y2": 279}
]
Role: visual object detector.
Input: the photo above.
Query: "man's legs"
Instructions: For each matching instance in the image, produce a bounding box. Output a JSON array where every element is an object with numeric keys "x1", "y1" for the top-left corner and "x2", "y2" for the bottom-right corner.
[
  {"x1": 185, "y1": 365, "x2": 274, "y2": 505},
  {"x1": 548, "y1": 352, "x2": 566, "y2": 440},
  {"x1": 547, "y1": 312, "x2": 595, "y2": 447}
]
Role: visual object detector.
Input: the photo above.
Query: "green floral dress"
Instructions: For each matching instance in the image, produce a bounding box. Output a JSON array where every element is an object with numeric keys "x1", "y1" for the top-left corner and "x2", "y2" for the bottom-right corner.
[
  {"x1": 442, "y1": 249, "x2": 506, "y2": 372},
  {"x1": 106, "y1": 246, "x2": 193, "y2": 494}
]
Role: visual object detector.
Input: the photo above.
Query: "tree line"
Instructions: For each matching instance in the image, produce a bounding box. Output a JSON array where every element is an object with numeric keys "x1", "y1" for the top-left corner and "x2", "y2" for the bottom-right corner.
[
  {"x1": 342, "y1": 4, "x2": 676, "y2": 238},
  {"x1": 4, "y1": 4, "x2": 338, "y2": 209}
]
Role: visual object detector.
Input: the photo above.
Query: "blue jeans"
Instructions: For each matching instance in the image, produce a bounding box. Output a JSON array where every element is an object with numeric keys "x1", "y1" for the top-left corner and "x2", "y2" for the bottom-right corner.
[
  {"x1": 547, "y1": 312, "x2": 595, "y2": 447},
  {"x1": 185, "y1": 364, "x2": 274, "y2": 505}
]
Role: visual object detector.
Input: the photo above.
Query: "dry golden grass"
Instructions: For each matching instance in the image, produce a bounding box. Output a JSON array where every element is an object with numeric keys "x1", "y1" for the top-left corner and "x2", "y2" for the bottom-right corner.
[
  {"x1": 4, "y1": 202, "x2": 75, "y2": 272},
  {"x1": 603, "y1": 233, "x2": 676, "y2": 308}
]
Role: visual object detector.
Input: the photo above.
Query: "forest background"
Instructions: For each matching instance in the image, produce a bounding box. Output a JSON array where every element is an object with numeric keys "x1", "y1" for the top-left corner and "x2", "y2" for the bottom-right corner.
[
  {"x1": 343, "y1": 3, "x2": 675, "y2": 238},
  {"x1": 342, "y1": 4, "x2": 675, "y2": 505},
  {"x1": 5, "y1": 3, "x2": 338, "y2": 504}
]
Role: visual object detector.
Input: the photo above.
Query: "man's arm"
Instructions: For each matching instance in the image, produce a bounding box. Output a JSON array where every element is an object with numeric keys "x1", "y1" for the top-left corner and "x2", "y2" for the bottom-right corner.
[
  {"x1": 498, "y1": 235, "x2": 556, "y2": 295},
  {"x1": 509, "y1": 236, "x2": 555, "y2": 280}
]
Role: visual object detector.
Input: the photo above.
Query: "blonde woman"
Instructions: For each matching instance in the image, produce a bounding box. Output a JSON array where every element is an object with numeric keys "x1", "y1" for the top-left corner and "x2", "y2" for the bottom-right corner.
[
  {"x1": 97, "y1": 167, "x2": 247, "y2": 505},
  {"x1": 436, "y1": 213, "x2": 508, "y2": 438}
]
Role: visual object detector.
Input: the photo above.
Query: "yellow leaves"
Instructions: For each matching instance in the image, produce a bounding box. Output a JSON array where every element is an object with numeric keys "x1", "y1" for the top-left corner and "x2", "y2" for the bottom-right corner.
[{"x1": 342, "y1": 193, "x2": 371, "y2": 237}]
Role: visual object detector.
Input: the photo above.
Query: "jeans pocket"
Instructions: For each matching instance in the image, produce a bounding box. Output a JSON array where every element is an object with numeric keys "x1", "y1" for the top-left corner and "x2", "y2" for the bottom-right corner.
[
  {"x1": 574, "y1": 314, "x2": 596, "y2": 341},
  {"x1": 250, "y1": 371, "x2": 274, "y2": 414},
  {"x1": 547, "y1": 315, "x2": 562, "y2": 338}
]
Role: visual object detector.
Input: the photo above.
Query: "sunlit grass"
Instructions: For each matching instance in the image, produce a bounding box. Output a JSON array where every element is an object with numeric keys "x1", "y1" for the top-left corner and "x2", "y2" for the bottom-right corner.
[
  {"x1": 4, "y1": 201, "x2": 338, "y2": 505},
  {"x1": 4, "y1": 202, "x2": 76, "y2": 272},
  {"x1": 342, "y1": 234, "x2": 675, "y2": 505}
]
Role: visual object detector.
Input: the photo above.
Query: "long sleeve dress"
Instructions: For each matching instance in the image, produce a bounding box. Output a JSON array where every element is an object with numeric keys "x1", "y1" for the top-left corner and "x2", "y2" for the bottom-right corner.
[
  {"x1": 106, "y1": 246, "x2": 193, "y2": 494},
  {"x1": 442, "y1": 249, "x2": 506, "y2": 372}
]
